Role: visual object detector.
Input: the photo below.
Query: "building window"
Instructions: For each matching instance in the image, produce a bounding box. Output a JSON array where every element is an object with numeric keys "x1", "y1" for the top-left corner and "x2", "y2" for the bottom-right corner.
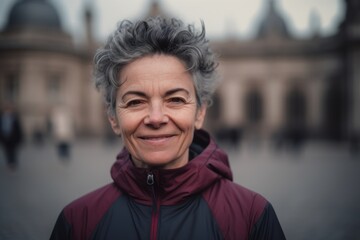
[
  {"x1": 48, "y1": 75, "x2": 62, "y2": 103},
  {"x1": 285, "y1": 88, "x2": 306, "y2": 127},
  {"x1": 245, "y1": 89, "x2": 263, "y2": 124},
  {"x1": 208, "y1": 92, "x2": 221, "y2": 120},
  {"x1": 323, "y1": 80, "x2": 344, "y2": 139},
  {"x1": 3, "y1": 74, "x2": 20, "y2": 102}
]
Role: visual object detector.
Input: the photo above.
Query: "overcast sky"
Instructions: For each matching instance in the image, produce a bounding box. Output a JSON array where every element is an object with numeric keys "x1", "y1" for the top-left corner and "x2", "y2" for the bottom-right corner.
[{"x1": 0, "y1": 0, "x2": 344, "y2": 42}]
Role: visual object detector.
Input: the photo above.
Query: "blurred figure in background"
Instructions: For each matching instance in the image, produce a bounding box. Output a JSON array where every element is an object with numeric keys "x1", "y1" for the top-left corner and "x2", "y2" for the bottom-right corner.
[
  {"x1": 0, "y1": 103, "x2": 23, "y2": 169},
  {"x1": 51, "y1": 105, "x2": 74, "y2": 159}
]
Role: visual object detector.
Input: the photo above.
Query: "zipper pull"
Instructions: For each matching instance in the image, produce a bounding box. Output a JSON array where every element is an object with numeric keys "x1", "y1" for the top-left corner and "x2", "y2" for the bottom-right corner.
[{"x1": 147, "y1": 172, "x2": 154, "y2": 185}]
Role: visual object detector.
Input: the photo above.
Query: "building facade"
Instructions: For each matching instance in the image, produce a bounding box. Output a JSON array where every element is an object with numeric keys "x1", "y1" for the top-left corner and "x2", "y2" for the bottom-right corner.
[
  {"x1": 0, "y1": 0, "x2": 106, "y2": 140},
  {"x1": 208, "y1": 0, "x2": 360, "y2": 145}
]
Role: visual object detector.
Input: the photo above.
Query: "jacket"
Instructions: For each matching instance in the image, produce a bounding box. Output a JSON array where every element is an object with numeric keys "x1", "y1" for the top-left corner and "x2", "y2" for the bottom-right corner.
[{"x1": 50, "y1": 129, "x2": 286, "y2": 240}]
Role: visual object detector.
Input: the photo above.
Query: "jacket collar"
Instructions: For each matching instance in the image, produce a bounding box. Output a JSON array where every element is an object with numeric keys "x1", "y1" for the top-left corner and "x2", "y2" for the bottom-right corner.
[{"x1": 110, "y1": 129, "x2": 233, "y2": 205}]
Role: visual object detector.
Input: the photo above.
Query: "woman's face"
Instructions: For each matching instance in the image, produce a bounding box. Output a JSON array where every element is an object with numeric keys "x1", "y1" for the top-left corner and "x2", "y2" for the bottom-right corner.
[{"x1": 109, "y1": 54, "x2": 206, "y2": 169}]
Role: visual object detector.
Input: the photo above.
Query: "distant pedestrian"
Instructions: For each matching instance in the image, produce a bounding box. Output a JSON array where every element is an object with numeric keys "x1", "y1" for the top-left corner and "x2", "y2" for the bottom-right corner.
[
  {"x1": 51, "y1": 105, "x2": 74, "y2": 159},
  {"x1": 0, "y1": 103, "x2": 23, "y2": 169}
]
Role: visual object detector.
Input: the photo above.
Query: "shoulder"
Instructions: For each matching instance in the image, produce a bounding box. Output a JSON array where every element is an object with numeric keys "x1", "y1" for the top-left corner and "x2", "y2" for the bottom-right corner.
[
  {"x1": 63, "y1": 183, "x2": 122, "y2": 218},
  {"x1": 62, "y1": 183, "x2": 122, "y2": 239},
  {"x1": 202, "y1": 179, "x2": 268, "y2": 239},
  {"x1": 227, "y1": 181, "x2": 268, "y2": 216},
  {"x1": 204, "y1": 179, "x2": 267, "y2": 213}
]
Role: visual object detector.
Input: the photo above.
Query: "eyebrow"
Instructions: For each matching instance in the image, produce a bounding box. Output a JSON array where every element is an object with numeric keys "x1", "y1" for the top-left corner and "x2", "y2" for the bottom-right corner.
[
  {"x1": 121, "y1": 91, "x2": 147, "y2": 102},
  {"x1": 121, "y1": 88, "x2": 190, "y2": 101},
  {"x1": 165, "y1": 88, "x2": 190, "y2": 97}
]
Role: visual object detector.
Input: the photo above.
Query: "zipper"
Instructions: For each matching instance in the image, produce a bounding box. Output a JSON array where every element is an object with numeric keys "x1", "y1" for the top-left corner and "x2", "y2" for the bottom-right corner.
[
  {"x1": 147, "y1": 171, "x2": 160, "y2": 240},
  {"x1": 147, "y1": 172, "x2": 155, "y2": 185}
]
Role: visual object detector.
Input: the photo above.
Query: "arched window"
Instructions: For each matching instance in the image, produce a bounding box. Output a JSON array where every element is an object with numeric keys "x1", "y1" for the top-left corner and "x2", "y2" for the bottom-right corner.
[
  {"x1": 245, "y1": 89, "x2": 263, "y2": 124},
  {"x1": 208, "y1": 92, "x2": 221, "y2": 120},
  {"x1": 47, "y1": 74, "x2": 62, "y2": 103},
  {"x1": 285, "y1": 88, "x2": 306, "y2": 127},
  {"x1": 3, "y1": 73, "x2": 20, "y2": 103},
  {"x1": 323, "y1": 80, "x2": 345, "y2": 140}
]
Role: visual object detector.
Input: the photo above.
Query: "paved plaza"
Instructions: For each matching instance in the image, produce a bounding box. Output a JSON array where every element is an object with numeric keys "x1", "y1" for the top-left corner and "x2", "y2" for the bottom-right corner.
[{"x1": 0, "y1": 138, "x2": 359, "y2": 240}]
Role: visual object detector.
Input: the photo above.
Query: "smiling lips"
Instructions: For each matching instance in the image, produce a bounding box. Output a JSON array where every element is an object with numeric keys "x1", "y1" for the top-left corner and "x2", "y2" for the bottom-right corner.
[{"x1": 139, "y1": 134, "x2": 176, "y2": 144}]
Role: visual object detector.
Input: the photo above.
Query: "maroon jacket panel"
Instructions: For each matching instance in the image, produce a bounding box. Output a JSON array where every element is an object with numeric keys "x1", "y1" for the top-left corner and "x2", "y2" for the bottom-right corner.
[
  {"x1": 62, "y1": 183, "x2": 121, "y2": 239},
  {"x1": 203, "y1": 179, "x2": 268, "y2": 240}
]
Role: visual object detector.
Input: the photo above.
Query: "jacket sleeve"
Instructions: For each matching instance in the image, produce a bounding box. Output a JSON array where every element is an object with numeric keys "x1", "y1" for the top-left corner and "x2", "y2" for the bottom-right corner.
[
  {"x1": 50, "y1": 211, "x2": 72, "y2": 240},
  {"x1": 249, "y1": 203, "x2": 286, "y2": 240}
]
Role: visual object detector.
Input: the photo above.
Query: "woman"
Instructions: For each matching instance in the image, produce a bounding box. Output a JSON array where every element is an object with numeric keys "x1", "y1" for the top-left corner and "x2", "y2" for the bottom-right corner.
[{"x1": 50, "y1": 17, "x2": 285, "y2": 240}]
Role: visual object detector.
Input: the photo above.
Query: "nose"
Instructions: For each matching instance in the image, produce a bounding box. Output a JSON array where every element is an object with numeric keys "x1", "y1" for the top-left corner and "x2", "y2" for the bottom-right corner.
[{"x1": 144, "y1": 101, "x2": 169, "y2": 128}]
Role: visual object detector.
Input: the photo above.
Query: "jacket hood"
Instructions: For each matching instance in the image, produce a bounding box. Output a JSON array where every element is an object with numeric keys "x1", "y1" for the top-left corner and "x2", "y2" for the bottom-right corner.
[{"x1": 110, "y1": 129, "x2": 233, "y2": 205}]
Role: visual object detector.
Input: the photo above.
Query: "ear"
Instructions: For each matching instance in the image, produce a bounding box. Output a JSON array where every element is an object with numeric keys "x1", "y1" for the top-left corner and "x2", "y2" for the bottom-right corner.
[
  {"x1": 194, "y1": 105, "x2": 207, "y2": 130},
  {"x1": 108, "y1": 114, "x2": 122, "y2": 136}
]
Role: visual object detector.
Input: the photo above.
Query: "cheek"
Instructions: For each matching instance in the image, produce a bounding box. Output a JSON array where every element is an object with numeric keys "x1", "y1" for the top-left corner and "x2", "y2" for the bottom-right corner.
[
  {"x1": 117, "y1": 111, "x2": 142, "y2": 135},
  {"x1": 169, "y1": 109, "x2": 198, "y2": 129}
]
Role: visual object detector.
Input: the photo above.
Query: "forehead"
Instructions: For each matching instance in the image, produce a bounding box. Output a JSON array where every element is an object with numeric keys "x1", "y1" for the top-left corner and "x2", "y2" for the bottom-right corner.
[{"x1": 119, "y1": 54, "x2": 194, "y2": 92}]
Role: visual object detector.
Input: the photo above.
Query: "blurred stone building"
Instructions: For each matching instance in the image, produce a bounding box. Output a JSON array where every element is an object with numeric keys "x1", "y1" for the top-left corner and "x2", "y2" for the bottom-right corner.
[
  {"x1": 208, "y1": 0, "x2": 360, "y2": 145},
  {"x1": 0, "y1": 0, "x2": 105, "y2": 139},
  {"x1": 0, "y1": 0, "x2": 359, "y2": 145}
]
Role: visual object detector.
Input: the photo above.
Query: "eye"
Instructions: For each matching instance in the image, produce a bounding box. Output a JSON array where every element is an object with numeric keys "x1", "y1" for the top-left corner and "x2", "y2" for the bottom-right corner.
[
  {"x1": 168, "y1": 97, "x2": 186, "y2": 104},
  {"x1": 126, "y1": 99, "x2": 144, "y2": 107}
]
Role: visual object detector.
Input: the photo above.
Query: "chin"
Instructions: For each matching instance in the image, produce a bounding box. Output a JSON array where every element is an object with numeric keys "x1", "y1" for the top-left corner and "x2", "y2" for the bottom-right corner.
[
  {"x1": 143, "y1": 157, "x2": 173, "y2": 167},
  {"x1": 141, "y1": 154, "x2": 184, "y2": 169}
]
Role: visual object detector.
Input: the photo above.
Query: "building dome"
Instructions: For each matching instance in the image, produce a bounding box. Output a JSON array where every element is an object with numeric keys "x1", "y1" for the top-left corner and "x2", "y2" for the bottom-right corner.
[
  {"x1": 5, "y1": 0, "x2": 62, "y2": 31},
  {"x1": 256, "y1": 0, "x2": 291, "y2": 39}
]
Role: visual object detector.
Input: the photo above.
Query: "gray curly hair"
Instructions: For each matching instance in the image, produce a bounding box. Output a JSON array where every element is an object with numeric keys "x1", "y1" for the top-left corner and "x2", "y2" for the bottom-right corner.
[{"x1": 93, "y1": 17, "x2": 218, "y2": 116}]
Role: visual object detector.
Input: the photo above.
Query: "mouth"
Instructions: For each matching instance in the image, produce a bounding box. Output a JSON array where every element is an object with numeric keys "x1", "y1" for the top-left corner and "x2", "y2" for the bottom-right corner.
[{"x1": 138, "y1": 134, "x2": 176, "y2": 143}]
